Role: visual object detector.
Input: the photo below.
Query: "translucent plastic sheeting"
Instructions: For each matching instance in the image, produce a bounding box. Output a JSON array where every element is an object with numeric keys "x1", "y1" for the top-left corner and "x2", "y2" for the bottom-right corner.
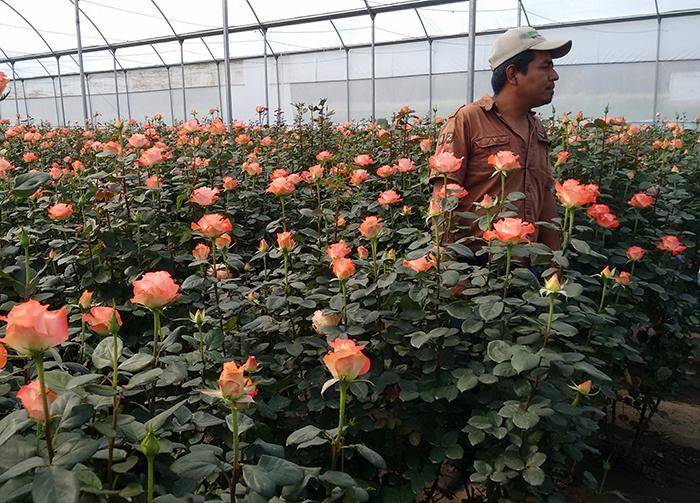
[
  {"x1": 521, "y1": 0, "x2": 656, "y2": 25},
  {"x1": 658, "y1": 60, "x2": 700, "y2": 120},
  {"x1": 266, "y1": 22, "x2": 342, "y2": 54},
  {"x1": 659, "y1": 15, "x2": 700, "y2": 60},
  {"x1": 656, "y1": 0, "x2": 700, "y2": 12}
]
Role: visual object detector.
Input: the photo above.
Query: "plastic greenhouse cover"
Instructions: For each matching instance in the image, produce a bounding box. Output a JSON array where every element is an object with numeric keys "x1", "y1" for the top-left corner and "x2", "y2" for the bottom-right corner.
[{"x1": 0, "y1": 0, "x2": 699, "y2": 79}]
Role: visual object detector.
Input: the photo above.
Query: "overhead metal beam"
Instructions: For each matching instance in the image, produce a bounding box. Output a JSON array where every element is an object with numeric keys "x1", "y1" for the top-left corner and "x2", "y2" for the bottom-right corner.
[
  {"x1": 201, "y1": 38, "x2": 223, "y2": 115},
  {"x1": 329, "y1": 20, "x2": 350, "y2": 121},
  {"x1": 518, "y1": 0, "x2": 531, "y2": 27},
  {"x1": 222, "y1": 0, "x2": 233, "y2": 123},
  {"x1": 150, "y1": 0, "x2": 186, "y2": 121},
  {"x1": 74, "y1": 0, "x2": 89, "y2": 123},
  {"x1": 363, "y1": 0, "x2": 376, "y2": 122}
]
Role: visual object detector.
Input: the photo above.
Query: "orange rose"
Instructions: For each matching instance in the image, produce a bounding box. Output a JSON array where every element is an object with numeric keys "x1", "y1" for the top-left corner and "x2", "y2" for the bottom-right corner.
[
  {"x1": 266, "y1": 177, "x2": 295, "y2": 197},
  {"x1": 487, "y1": 150, "x2": 520, "y2": 173},
  {"x1": 614, "y1": 272, "x2": 632, "y2": 286},
  {"x1": 131, "y1": 271, "x2": 181, "y2": 310},
  {"x1": 308, "y1": 164, "x2": 324, "y2": 181},
  {"x1": 555, "y1": 151, "x2": 569, "y2": 166},
  {"x1": 48, "y1": 203, "x2": 73, "y2": 220},
  {"x1": 23, "y1": 152, "x2": 39, "y2": 163},
  {"x1": 357, "y1": 245, "x2": 369, "y2": 260},
  {"x1": 312, "y1": 310, "x2": 341, "y2": 334},
  {"x1": 242, "y1": 161, "x2": 262, "y2": 176},
  {"x1": 17, "y1": 380, "x2": 58, "y2": 421},
  {"x1": 396, "y1": 158, "x2": 416, "y2": 173},
  {"x1": 353, "y1": 154, "x2": 374, "y2": 166},
  {"x1": 316, "y1": 151, "x2": 333, "y2": 162},
  {"x1": 477, "y1": 193, "x2": 496, "y2": 209},
  {"x1": 429, "y1": 150, "x2": 463, "y2": 174},
  {"x1": 378, "y1": 189, "x2": 403, "y2": 206},
  {"x1": 350, "y1": 169, "x2": 370, "y2": 186},
  {"x1": 626, "y1": 246, "x2": 645, "y2": 262},
  {"x1": 78, "y1": 290, "x2": 93, "y2": 310},
  {"x1": 376, "y1": 165, "x2": 395, "y2": 178},
  {"x1": 322, "y1": 338, "x2": 370, "y2": 381},
  {"x1": 628, "y1": 193, "x2": 653, "y2": 208},
  {"x1": 656, "y1": 235, "x2": 686, "y2": 255},
  {"x1": 128, "y1": 134, "x2": 150, "y2": 149},
  {"x1": 0, "y1": 72, "x2": 9, "y2": 95},
  {"x1": 326, "y1": 241, "x2": 352, "y2": 260},
  {"x1": 555, "y1": 179, "x2": 599, "y2": 208},
  {"x1": 258, "y1": 239, "x2": 269, "y2": 252},
  {"x1": 218, "y1": 356, "x2": 258, "y2": 405},
  {"x1": 138, "y1": 146, "x2": 165, "y2": 167},
  {"x1": 359, "y1": 216, "x2": 382, "y2": 240},
  {"x1": 403, "y1": 254, "x2": 437, "y2": 273},
  {"x1": 436, "y1": 183, "x2": 468, "y2": 199},
  {"x1": 0, "y1": 299, "x2": 68, "y2": 355},
  {"x1": 594, "y1": 212, "x2": 620, "y2": 229},
  {"x1": 0, "y1": 344, "x2": 6, "y2": 369},
  {"x1": 332, "y1": 258, "x2": 356, "y2": 281},
  {"x1": 192, "y1": 243, "x2": 211, "y2": 261},
  {"x1": 482, "y1": 218, "x2": 535, "y2": 245},
  {"x1": 276, "y1": 231, "x2": 296, "y2": 252},
  {"x1": 600, "y1": 266, "x2": 615, "y2": 279},
  {"x1": 190, "y1": 187, "x2": 220, "y2": 207},
  {"x1": 191, "y1": 213, "x2": 233, "y2": 238},
  {"x1": 83, "y1": 306, "x2": 122, "y2": 336},
  {"x1": 586, "y1": 204, "x2": 610, "y2": 219},
  {"x1": 222, "y1": 176, "x2": 238, "y2": 190},
  {"x1": 215, "y1": 233, "x2": 232, "y2": 249}
]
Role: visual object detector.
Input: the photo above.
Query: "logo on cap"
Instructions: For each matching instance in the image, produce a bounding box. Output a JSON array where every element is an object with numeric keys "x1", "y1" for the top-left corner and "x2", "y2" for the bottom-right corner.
[{"x1": 527, "y1": 30, "x2": 540, "y2": 38}]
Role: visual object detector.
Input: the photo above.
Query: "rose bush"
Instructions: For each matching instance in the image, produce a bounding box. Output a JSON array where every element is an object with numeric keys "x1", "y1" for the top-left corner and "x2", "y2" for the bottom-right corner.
[{"x1": 0, "y1": 103, "x2": 696, "y2": 502}]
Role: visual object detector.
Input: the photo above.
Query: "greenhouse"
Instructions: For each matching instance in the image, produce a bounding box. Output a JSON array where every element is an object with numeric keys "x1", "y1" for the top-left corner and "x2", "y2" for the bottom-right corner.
[{"x1": 0, "y1": 1, "x2": 698, "y2": 503}]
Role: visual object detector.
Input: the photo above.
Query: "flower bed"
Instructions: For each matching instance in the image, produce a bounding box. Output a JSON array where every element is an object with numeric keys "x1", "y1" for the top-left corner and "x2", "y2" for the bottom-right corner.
[{"x1": 0, "y1": 104, "x2": 697, "y2": 502}]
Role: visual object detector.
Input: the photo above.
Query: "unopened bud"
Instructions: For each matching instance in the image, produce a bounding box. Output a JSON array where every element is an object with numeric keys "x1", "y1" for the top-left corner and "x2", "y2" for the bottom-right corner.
[
  {"x1": 79, "y1": 290, "x2": 94, "y2": 310},
  {"x1": 544, "y1": 274, "x2": 561, "y2": 294},
  {"x1": 193, "y1": 309, "x2": 205, "y2": 326},
  {"x1": 18, "y1": 228, "x2": 29, "y2": 249},
  {"x1": 140, "y1": 425, "x2": 160, "y2": 458},
  {"x1": 108, "y1": 307, "x2": 121, "y2": 335}
]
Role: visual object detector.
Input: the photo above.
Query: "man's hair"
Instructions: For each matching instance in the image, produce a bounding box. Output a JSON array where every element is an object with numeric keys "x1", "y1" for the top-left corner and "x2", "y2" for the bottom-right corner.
[{"x1": 491, "y1": 50, "x2": 535, "y2": 94}]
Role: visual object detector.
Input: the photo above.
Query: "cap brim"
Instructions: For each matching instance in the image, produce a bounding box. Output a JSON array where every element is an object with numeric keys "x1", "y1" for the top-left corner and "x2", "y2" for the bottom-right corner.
[{"x1": 531, "y1": 39, "x2": 572, "y2": 59}]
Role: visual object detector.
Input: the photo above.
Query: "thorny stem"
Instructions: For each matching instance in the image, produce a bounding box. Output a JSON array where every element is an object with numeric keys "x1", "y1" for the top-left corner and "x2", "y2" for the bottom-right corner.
[
  {"x1": 503, "y1": 245, "x2": 513, "y2": 298},
  {"x1": 283, "y1": 251, "x2": 297, "y2": 337},
  {"x1": 598, "y1": 278, "x2": 609, "y2": 313},
  {"x1": 542, "y1": 293, "x2": 556, "y2": 349},
  {"x1": 230, "y1": 406, "x2": 240, "y2": 503},
  {"x1": 210, "y1": 239, "x2": 226, "y2": 338},
  {"x1": 151, "y1": 309, "x2": 161, "y2": 367},
  {"x1": 33, "y1": 353, "x2": 54, "y2": 463},
  {"x1": 331, "y1": 380, "x2": 348, "y2": 470}
]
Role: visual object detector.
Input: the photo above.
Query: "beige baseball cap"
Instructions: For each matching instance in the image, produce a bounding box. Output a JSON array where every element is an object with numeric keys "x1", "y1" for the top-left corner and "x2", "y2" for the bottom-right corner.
[{"x1": 489, "y1": 27, "x2": 571, "y2": 70}]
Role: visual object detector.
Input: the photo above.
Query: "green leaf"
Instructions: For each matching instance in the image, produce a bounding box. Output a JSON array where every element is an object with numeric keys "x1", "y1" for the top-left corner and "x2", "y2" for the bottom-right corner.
[
  {"x1": 181, "y1": 274, "x2": 205, "y2": 290},
  {"x1": 286, "y1": 425, "x2": 322, "y2": 446},
  {"x1": 92, "y1": 337, "x2": 122, "y2": 370},
  {"x1": 144, "y1": 399, "x2": 187, "y2": 434},
  {"x1": 562, "y1": 283, "x2": 583, "y2": 298},
  {"x1": 0, "y1": 456, "x2": 45, "y2": 483},
  {"x1": 523, "y1": 466, "x2": 545, "y2": 486},
  {"x1": 479, "y1": 301, "x2": 504, "y2": 321},
  {"x1": 573, "y1": 362, "x2": 612, "y2": 382},
  {"x1": 354, "y1": 444, "x2": 387, "y2": 470},
  {"x1": 0, "y1": 409, "x2": 30, "y2": 448},
  {"x1": 457, "y1": 374, "x2": 478, "y2": 392},
  {"x1": 66, "y1": 374, "x2": 102, "y2": 389},
  {"x1": 258, "y1": 455, "x2": 305, "y2": 486},
  {"x1": 513, "y1": 410, "x2": 540, "y2": 430},
  {"x1": 510, "y1": 349, "x2": 540, "y2": 374},
  {"x1": 54, "y1": 437, "x2": 100, "y2": 468},
  {"x1": 119, "y1": 353, "x2": 153, "y2": 373},
  {"x1": 487, "y1": 340, "x2": 511, "y2": 363},
  {"x1": 32, "y1": 466, "x2": 79, "y2": 503},
  {"x1": 170, "y1": 450, "x2": 221, "y2": 480},
  {"x1": 319, "y1": 470, "x2": 356, "y2": 487},
  {"x1": 13, "y1": 172, "x2": 51, "y2": 198},
  {"x1": 570, "y1": 238, "x2": 591, "y2": 255},
  {"x1": 446, "y1": 301, "x2": 472, "y2": 320},
  {"x1": 124, "y1": 368, "x2": 163, "y2": 389},
  {"x1": 243, "y1": 465, "x2": 276, "y2": 496},
  {"x1": 474, "y1": 460, "x2": 493, "y2": 475},
  {"x1": 503, "y1": 452, "x2": 525, "y2": 471},
  {"x1": 408, "y1": 331, "x2": 431, "y2": 349},
  {"x1": 528, "y1": 452, "x2": 547, "y2": 467},
  {"x1": 468, "y1": 416, "x2": 492, "y2": 430}
]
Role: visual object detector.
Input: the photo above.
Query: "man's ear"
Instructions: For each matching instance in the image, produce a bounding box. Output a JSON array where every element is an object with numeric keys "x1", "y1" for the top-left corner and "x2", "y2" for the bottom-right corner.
[{"x1": 505, "y1": 65, "x2": 519, "y2": 86}]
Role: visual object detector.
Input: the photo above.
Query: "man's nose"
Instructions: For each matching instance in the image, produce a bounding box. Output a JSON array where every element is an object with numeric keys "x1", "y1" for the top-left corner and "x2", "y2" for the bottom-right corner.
[{"x1": 552, "y1": 69, "x2": 559, "y2": 81}]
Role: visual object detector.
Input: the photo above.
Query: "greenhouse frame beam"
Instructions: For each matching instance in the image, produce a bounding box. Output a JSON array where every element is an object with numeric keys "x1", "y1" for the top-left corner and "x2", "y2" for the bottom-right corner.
[
  {"x1": 329, "y1": 20, "x2": 350, "y2": 122},
  {"x1": 201, "y1": 38, "x2": 223, "y2": 115},
  {"x1": 149, "y1": 45, "x2": 175, "y2": 124},
  {"x1": 466, "y1": 0, "x2": 476, "y2": 103},
  {"x1": 151, "y1": 0, "x2": 187, "y2": 121},
  {"x1": 363, "y1": 0, "x2": 376, "y2": 122},
  {"x1": 415, "y1": 9, "x2": 433, "y2": 117},
  {"x1": 0, "y1": 0, "x2": 462, "y2": 66},
  {"x1": 74, "y1": 0, "x2": 89, "y2": 124},
  {"x1": 652, "y1": 0, "x2": 661, "y2": 121},
  {"x1": 518, "y1": 0, "x2": 531, "y2": 27},
  {"x1": 244, "y1": 0, "x2": 276, "y2": 124},
  {"x1": 222, "y1": 0, "x2": 233, "y2": 124}
]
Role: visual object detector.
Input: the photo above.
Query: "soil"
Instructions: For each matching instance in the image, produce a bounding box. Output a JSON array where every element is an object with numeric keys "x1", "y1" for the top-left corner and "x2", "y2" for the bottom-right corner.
[{"x1": 431, "y1": 364, "x2": 700, "y2": 503}]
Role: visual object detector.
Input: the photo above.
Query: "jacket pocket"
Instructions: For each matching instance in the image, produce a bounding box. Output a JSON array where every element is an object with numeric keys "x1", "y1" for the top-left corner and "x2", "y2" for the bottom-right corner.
[{"x1": 473, "y1": 135, "x2": 510, "y2": 149}]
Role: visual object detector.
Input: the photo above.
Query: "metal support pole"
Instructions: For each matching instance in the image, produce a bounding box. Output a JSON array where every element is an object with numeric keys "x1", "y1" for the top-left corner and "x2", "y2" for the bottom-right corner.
[
  {"x1": 345, "y1": 48, "x2": 350, "y2": 121},
  {"x1": 275, "y1": 55, "x2": 281, "y2": 117},
  {"x1": 166, "y1": 67, "x2": 175, "y2": 125},
  {"x1": 180, "y1": 39, "x2": 187, "y2": 120},
  {"x1": 10, "y1": 63, "x2": 20, "y2": 123},
  {"x1": 428, "y1": 40, "x2": 433, "y2": 118},
  {"x1": 20, "y1": 80, "x2": 29, "y2": 118},
  {"x1": 263, "y1": 28, "x2": 270, "y2": 125},
  {"x1": 74, "y1": 0, "x2": 89, "y2": 124},
  {"x1": 222, "y1": 0, "x2": 233, "y2": 123},
  {"x1": 124, "y1": 71, "x2": 132, "y2": 118},
  {"x1": 215, "y1": 62, "x2": 223, "y2": 117},
  {"x1": 85, "y1": 74, "x2": 94, "y2": 125},
  {"x1": 56, "y1": 57, "x2": 66, "y2": 126},
  {"x1": 466, "y1": 0, "x2": 477, "y2": 103},
  {"x1": 652, "y1": 3, "x2": 661, "y2": 121},
  {"x1": 370, "y1": 12, "x2": 376, "y2": 122},
  {"x1": 112, "y1": 49, "x2": 121, "y2": 119},
  {"x1": 517, "y1": 0, "x2": 522, "y2": 27},
  {"x1": 51, "y1": 77, "x2": 60, "y2": 126}
]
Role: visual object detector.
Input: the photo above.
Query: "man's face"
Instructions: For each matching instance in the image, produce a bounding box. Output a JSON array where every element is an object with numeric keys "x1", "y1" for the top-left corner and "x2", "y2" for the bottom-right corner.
[{"x1": 517, "y1": 51, "x2": 559, "y2": 108}]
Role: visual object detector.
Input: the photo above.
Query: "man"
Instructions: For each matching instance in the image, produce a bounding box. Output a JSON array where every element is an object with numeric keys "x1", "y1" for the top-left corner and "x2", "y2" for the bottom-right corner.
[{"x1": 431, "y1": 27, "x2": 571, "y2": 251}]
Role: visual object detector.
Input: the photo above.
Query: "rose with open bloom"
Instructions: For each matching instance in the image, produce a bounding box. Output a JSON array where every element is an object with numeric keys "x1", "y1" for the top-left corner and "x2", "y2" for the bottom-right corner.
[
  {"x1": 218, "y1": 356, "x2": 258, "y2": 405},
  {"x1": 376, "y1": 165, "x2": 395, "y2": 178},
  {"x1": 555, "y1": 179, "x2": 599, "y2": 208},
  {"x1": 190, "y1": 187, "x2": 220, "y2": 207},
  {"x1": 0, "y1": 300, "x2": 68, "y2": 355},
  {"x1": 266, "y1": 176, "x2": 295, "y2": 197},
  {"x1": 357, "y1": 245, "x2": 369, "y2": 260},
  {"x1": 242, "y1": 161, "x2": 262, "y2": 176},
  {"x1": 323, "y1": 338, "x2": 370, "y2": 381},
  {"x1": 312, "y1": 310, "x2": 341, "y2": 334},
  {"x1": 488, "y1": 150, "x2": 521, "y2": 173},
  {"x1": 350, "y1": 169, "x2": 369, "y2": 186},
  {"x1": 628, "y1": 193, "x2": 653, "y2": 208},
  {"x1": 614, "y1": 272, "x2": 632, "y2": 286},
  {"x1": 600, "y1": 266, "x2": 615, "y2": 279},
  {"x1": 332, "y1": 258, "x2": 356, "y2": 281},
  {"x1": 437, "y1": 183, "x2": 468, "y2": 199},
  {"x1": 138, "y1": 146, "x2": 166, "y2": 167},
  {"x1": 586, "y1": 203, "x2": 610, "y2": 219},
  {"x1": 359, "y1": 216, "x2": 382, "y2": 240},
  {"x1": 83, "y1": 306, "x2": 122, "y2": 336},
  {"x1": 17, "y1": 380, "x2": 58, "y2": 421},
  {"x1": 626, "y1": 246, "x2": 645, "y2": 261},
  {"x1": 656, "y1": 235, "x2": 687, "y2": 255},
  {"x1": 276, "y1": 231, "x2": 296, "y2": 252},
  {"x1": 191, "y1": 213, "x2": 233, "y2": 238},
  {"x1": 128, "y1": 134, "x2": 149, "y2": 149},
  {"x1": 396, "y1": 158, "x2": 416, "y2": 173},
  {"x1": 403, "y1": 254, "x2": 437, "y2": 273},
  {"x1": 215, "y1": 233, "x2": 232, "y2": 249},
  {"x1": 594, "y1": 212, "x2": 620, "y2": 229},
  {"x1": 192, "y1": 243, "x2": 211, "y2": 261},
  {"x1": 429, "y1": 150, "x2": 463, "y2": 174},
  {"x1": 131, "y1": 271, "x2": 181, "y2": 310},
  {"x1": 326, "y1": 241, "x2": 351, "y2": 260},
  {"x1": 378, "y1": 189, "x2": 403, "y2": 206},
  {"x1": 483, "y1": 218, "x2": 535, "y2": 245},
  {"x1": 0, "y1": 72, "x2": 8, "y2": 95},
  {"x1": 23, "y1": 152, "x2": 39, "y2": 163},
  {"x1": 48, "y1": 203, "x2": 73, "y2": 220},
  {"x1": 222, "y1": 176, "x2": 238, "y2": 190},
  {"x1": 477, "y1": 193, "x2": 496, "y2": 209},
  {"x1": 555, "y1": 151, "x2": 569, "y2": 166},
  {"x1": 316, "y1": 151, "x2": 333, "y2": 162},
  {"x1": 145, "y1": 175, "x2": 162, "y2": 189},
  {"x1": 353, "y1": 154, "x2": 373, "y2": 166},
  {"x1": 308, "y1": 164, "x2": 324, "y2": 181},
  {"x1": 0, "y1": 344, "x2": 6, "y2": 369}
]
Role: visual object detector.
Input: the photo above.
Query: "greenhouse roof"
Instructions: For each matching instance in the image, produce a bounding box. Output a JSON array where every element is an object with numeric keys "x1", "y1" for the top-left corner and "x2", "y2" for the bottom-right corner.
[{"x1": 1, "y1": 0, "x2": 699, "y2": 79}]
